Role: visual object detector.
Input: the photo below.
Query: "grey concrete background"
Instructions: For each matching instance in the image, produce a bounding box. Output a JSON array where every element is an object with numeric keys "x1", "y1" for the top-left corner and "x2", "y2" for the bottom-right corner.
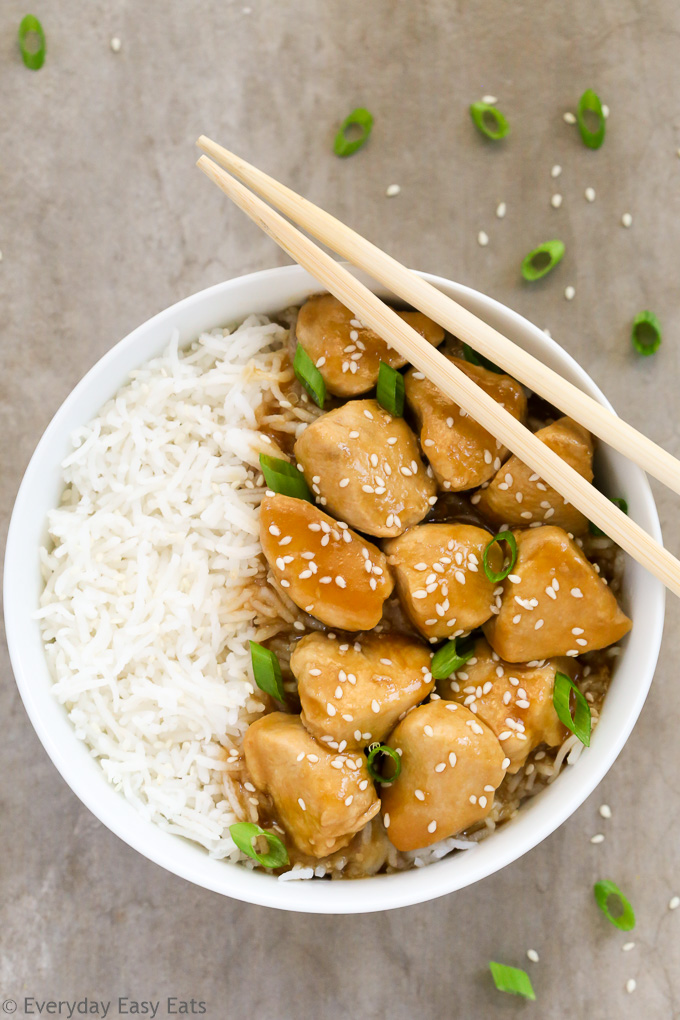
[{"x1": 2, "y1": 1, "x2": 679, "y2": 1017}]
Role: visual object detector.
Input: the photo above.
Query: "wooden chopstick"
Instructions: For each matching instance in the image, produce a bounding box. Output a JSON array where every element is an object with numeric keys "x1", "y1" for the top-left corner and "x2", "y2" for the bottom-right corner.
[
  {"x1": 196, "y1": 135, "x2": 680, "y2": 501},
  {"x1": 196, "y1": 153, "x2": 680, "y2": 600}
]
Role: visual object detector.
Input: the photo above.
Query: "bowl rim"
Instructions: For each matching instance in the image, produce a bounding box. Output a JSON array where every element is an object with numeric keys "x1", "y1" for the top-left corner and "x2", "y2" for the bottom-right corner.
[{"x1": 4, "y1": 263, "x2": 665, "y2": 913}]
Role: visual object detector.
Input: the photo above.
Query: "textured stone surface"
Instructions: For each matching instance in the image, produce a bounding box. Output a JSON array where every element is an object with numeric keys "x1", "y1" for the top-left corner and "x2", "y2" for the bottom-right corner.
[{"x1": 2, "y1": 1, "x2": 680, "y2": 1017}]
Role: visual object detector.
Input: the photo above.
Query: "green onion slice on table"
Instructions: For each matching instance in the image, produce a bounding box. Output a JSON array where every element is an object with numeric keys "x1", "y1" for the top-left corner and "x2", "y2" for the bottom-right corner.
[
  {"x1": 229, "y1": 822, "x2": 289, "y2": 868},
  {"x1": 552, "y1": 671, "x2": 591, "y2": 746},
  {"x1": 18, "y1": 14, "x2": 46, "y2": 69},
  {"x1": 366, "y1": 745, "x2": 401, "y2": 784},
  {"x1": 589, "y1": 496, "x2": 628, "y2": 537},
  {"x1": 376, "y1": 361, "x2": 405, "y2": 416},
  {"x1": 333, "y1": 107, "x2": 374, "y2": 157},
  {"x1": 294, "y1": 343, "x2": 326, "y2": 407},
  {"x1": 483, "y1": 531, "x2": 517, "y2": 583},
  {"x1": 431, "y1": 637, "x2": 475, "y2": 680},
  {"x1": 249, "y1": 641, "x2": 285, "y2": 701},
  {"x1": 521, "y1": 240, "x2": 565, "y2": 281},
  {"x1": 469, "y1": 101, "x2": 509, "y2": 140},
  {"x1": 259, "y1": 453, "x2": 313, "y2": 502},
  {"x1": 593, "y1": 880, "x2": 636, "y2": 930},
  {"x1": 489, "y1": 962, "x2": 536, "y2": 1000},
  {"x1": 462, "y1": 342, "x2": 503, "y2": 374},
  {"x1": 577, "y1": 89, "x2": 606, "y2": 149},
  {"x1": 631, "y1": 310, "x2": 662, "y2": 356}
]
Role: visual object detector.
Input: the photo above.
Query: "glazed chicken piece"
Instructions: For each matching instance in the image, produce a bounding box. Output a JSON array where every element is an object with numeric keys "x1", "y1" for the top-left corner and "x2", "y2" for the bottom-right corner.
[
  {"x1": 243, "y1": 713, "x2": 380, "y2": 858},
  {"x1": 291, "y1": 631, "x2": 434, "y2": 751},
  {"x1": 476, "y1": 417, "x2": 594, "y2": 534},
  {"x1": 294, "y1": 400, "x2": 437, "y2": 538},
  {"x1": 260, "y1": 494, "x2": 394, "y2": 630},
  {"x1": 296, "y1": 293, "x2": 444, "y2": 398},
  {"x1": 436, "y1": 637, "x2": 571, "y2": 772},
  {"x1": 384, "y1": 523, "x2": 502, "y2": 640},
  {"x1": 483, "y1": 525, "x2": 632, "y2": 662},
  {"x1": 380, "y1": 701, "x2": 507, "y2": 851},
  {"x1": 405, "y1": 356, "x2": 527, "y2": 491}
]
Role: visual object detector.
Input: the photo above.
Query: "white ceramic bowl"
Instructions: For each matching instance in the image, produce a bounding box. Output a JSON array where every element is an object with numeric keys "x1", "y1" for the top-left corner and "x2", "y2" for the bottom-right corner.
[{"x1": 4, "y1": 265, "x2": 664, "y2": 913}]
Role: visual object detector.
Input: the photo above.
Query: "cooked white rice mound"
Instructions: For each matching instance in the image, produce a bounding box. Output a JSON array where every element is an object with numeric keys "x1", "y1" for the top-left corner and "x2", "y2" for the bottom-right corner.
[{"x1": 37, "y1": 316, "x2": 294, "y2": 858}]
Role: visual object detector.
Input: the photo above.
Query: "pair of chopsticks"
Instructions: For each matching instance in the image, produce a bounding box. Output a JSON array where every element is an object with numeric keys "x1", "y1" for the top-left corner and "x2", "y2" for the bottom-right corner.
[{"x1": 195, "y1": 136, "x2": 679, "y2": 600}]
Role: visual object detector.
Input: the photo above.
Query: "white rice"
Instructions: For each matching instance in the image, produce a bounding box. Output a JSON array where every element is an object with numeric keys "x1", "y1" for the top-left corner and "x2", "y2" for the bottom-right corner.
[{"x1": 37, "y1": 315, "x2": 294, "y2": 860}]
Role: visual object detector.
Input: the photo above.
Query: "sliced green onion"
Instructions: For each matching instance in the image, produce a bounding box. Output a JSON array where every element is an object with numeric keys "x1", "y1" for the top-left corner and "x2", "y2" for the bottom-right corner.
[
  {"x1": 469, "y1": 102, "x2": 509, "y2": 141},
  {"x1": 431, "y1": 637, "x2": 475, "y2": 680},
  {"x1": 249, "y1": 641, "x2": 285, "y2": 701},
  {"x1": 259, "y1": 453, "x2": 312, "y2": 501},
  {"x1": 589, "y1": 497, "x2": 628, "y2": 537},
  {"x1": 553, "y1": 671, "x2": 591, "y2": 746},
  {"x1": 366, "y1": 744, "x2": 402, "y2": 784},
  {"x1": 631, "y1": 310, "x2": 662, "y2": 356},
  {"x1": 18, "y1": 14, "x2": 46, "y2": 70},
  {"x1": 294, "y1": 343, "x2": 326, "y2": 407},
  {"x1": 462, "y1": 343, "x2": 503, "y2": 375},
  {"x1": 333, "y1": 107, "x2": 374, "y2": 157},
  {"x1": 577, "y1": 89, "x2": 606, "y2": 149},
  {"x1": 489, "y1": 962, "x2": 536, "y2": 1000},
  {"x1": 593, "y1": 880, "x2": 636, "y2": 931},
  {"x1": 229, "y1": 822, "x2": 289, "y2": 868},
  {"x1": 376, "y1": 361, "x2": 405, "y2": 416},
  {"x1": 483, "y1": 531, "x2": 517, "y2": 583},
  {"x1": 521, "y1": 240, "x2": 565, "y2": 281}
]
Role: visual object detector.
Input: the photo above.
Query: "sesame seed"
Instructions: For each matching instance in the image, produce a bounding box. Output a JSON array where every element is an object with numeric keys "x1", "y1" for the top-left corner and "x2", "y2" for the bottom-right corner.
[
  {"x1": 590, "y1": 833, "x2": 605, "y2": 844},
  {"x1": 563, "y1": 111, "x2": 577, "y2": 123},
  {"x1": 110, "y1": 36, "x2": 122, "y2": 52},
  {"x1": 496, "y1": 201, "x2": 506, "y2": 218},
  {"x1": 626, "y1": 979, "x2": 636, "y2": 994},
  {"x1": 469, "y1": 794, "x2": 477, "y2": 804},
  {"x1": 599, "y1": 804, "x2": 612, "y2": 819},
  {"x1": 268, "y1": 524, "x2": 281, "y2": 536},
  {"x1": 551, "y1": 164, "x2": 562, "y2": 178},
  {"x1": 482, "y1": 94, "x2": 497, "y2": 104},
  {"x1": 326, "y1": 703, "x2": 336, "y2": 716},
  {"x1": 565, "y1": 285, "x2": 575, "y2": 301},
  {"x1": 669, "y1": 896, "x2": 680, "y2": 910},
  {"x1": 415, "y1": 789, "x2": 425, "y2": 801},
  {"x1": 386, "y1": 183, "x2": 401, "y2": 197},
  {"x1": 384, "y1": 813, "x2": 390, "y2": 828},
  {"x1": 527, "y1": 949, "x2": 539, "y2": 963},
  {"x1": 501, "y1": 757, "x2": 510, "y2": 769},
  {"x1": 435, "y1": 762, "x2": 446, "y2": 773},
  {"x1": 298, "y1": 798, "x2": 306, "y2": 811},
  {"x1": 551, "y1": 193, "x2": 563, "y2": 209},
  {"x1": 621, "y1": 212, "x2": 633, "y2": 228},
  {"x1": 424, "y1": 725, "x2": 434, "y2": 737},
  {"x1": 622, "y1": 942, "x2": 635, "y2": 952},
  {"x1": 478, "y1": 796, "x2": 487, "y2": 808},
  {"x1": 427, "y1": 820, "x2": 437, "y2": 833},
  {"x1": 602, "y1": 104, "x2": 610, "y2": 118},
  {"x1": 315, "y1": 356, "x2": 326, "y2": 367},
  {"x1": 585, "y1": 187, "x2": 596, "y2": 202},
  {"x1": 478, "y1": 230, "x2": 489, "y2": 247},
  {"x1": 570, "y1": 587, "x2": 583, "y2": 598}
]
